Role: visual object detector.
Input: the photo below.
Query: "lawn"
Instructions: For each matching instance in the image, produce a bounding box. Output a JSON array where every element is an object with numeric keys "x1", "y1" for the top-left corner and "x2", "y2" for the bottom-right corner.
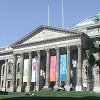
[
  {"x1": 0, "y1": 91, "x2": 100, "y2": 100},
  {"x1": 34, "y1": 91, "x2": 99, "y2": 97}
]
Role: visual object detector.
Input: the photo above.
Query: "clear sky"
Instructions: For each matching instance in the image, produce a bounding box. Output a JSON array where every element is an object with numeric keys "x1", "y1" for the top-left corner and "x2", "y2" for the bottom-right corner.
[{"x1": 0, "y1": 0, "x2": 100, "y2": 47}]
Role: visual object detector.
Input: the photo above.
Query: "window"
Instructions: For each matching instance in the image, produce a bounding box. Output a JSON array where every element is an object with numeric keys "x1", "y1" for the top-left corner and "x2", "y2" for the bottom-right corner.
[
  {"x1": 23, "y1": 82, "x2": 27, "y2": 86},
  {"x1": 8, "y1": 62, "x2": 13, "y2": 73},
  {"x1": 17, "y1": 63, "x2": 20, "y2": 72},
  {"x1": 2, "y1": 66, "x2": 5, "y2": 75},
  {"x1": 17, "y1": 79, "x2": 20, "y2": 86},
  {"x1": 2, "y1": 80, "x2": 4, "y2": 87},
  {"x1": 7, "y1": 81, "x2": 11, "y2": 88}
]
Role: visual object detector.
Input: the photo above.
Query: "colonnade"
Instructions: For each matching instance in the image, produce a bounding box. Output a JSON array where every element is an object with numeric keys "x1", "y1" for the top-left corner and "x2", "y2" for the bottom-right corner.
[{"x1": 3, "y1": 45, "x2": 82, "y2": 92}]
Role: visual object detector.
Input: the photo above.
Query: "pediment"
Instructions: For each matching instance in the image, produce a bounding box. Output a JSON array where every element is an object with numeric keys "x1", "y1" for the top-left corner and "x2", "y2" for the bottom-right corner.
[
  {"x1": 22, "y1": 30, "x2": 70, "y2": 44},
  {"x1": 11, "y1": 25, "x2": 80, "y2": 47}
]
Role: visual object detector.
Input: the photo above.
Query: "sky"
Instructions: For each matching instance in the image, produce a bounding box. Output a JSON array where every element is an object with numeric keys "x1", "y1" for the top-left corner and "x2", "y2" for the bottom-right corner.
[{"x1": 0, "y1": 0, "x2": 100, "y2": 47}]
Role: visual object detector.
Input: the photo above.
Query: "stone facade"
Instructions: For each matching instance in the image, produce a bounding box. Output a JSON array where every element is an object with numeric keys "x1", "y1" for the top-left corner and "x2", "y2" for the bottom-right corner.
[{"x1": 0, "y1": 13, "x2": 100, "y2": 92}]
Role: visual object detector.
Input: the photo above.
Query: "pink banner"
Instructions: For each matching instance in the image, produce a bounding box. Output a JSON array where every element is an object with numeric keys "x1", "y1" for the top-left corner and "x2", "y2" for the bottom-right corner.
[{"x1": 50, "y1": 56, "x2": 56, "y2": 82}]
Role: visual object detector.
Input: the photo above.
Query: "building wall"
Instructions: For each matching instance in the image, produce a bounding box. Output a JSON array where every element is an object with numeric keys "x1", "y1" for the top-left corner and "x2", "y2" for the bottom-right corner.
[{"x1": 0, "y1": 24, "x2": 99, "y2": 92}]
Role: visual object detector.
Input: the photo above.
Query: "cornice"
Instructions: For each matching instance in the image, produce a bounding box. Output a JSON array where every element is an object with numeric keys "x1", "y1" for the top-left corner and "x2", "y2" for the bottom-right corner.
[
  {"x1": 0, "y1": 51, "x2": 13, "y2": 56},
  {"x1": 74, "y1": 22, "x2": 100, "y2": 30},
  {"x1": 12, "y1": 33, "x2": 82, "y2": 49},
  {"x1": 87, "y1": 24, "x2": 100, "y2": 30}
]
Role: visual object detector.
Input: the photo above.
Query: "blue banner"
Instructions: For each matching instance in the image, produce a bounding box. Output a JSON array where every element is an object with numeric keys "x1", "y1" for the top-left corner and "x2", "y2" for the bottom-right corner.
[{"x1": 60, "y1": 54, "x2": 67, "y2": 81}]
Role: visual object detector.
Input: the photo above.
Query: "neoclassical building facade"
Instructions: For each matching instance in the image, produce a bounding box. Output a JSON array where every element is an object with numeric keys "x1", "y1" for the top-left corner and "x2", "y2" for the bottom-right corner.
[{"x1": 0, "y1": 14, "x2": 100, "y2": 92}]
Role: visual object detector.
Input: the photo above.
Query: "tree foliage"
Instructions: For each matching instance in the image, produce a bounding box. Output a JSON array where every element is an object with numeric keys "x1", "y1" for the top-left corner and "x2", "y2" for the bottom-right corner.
[{"x1": 88, "y1": 55, "x2": 95, "y2": 66}]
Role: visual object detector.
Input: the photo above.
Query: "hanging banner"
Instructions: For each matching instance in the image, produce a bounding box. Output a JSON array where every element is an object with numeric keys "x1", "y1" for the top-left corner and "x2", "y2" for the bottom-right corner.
[
  {"x1": 60, "y1": 54, "x2": 67, "y2": 81},
  {"x1": 23, "y1": 59, "x2": 29, "y2": 82},
  {"x1": 50, "y1": 56, "x2": 56, "y2": 82},
  {"x1": 31, "y1": 58, "x2": 37, "y2": 82}
]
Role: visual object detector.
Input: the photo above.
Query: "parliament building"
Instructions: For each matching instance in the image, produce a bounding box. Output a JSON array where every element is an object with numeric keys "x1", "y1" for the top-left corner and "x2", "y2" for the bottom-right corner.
[{"x1": 0, "y1": 13, "x2": 100, "y2": 92}]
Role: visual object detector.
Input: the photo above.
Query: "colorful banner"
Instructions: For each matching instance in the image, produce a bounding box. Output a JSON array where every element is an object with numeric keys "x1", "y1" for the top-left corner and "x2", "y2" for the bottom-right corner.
[
  {"x1": 23, "y1": 59, "x2": 29, "y2": 82},
  {"x1": 50, "y1": 56, "x2": 56, "y2": 82},
  {"x1": 60, "y1": 54, "x2": 67, "y2": 81},
  {"x1": 31, "y1": 58, "x2": 37, "y2": 82}
]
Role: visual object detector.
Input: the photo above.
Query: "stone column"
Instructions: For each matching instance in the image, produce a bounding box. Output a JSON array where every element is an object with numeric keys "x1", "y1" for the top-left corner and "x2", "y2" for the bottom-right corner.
[
  {"x1": 26, "y1": 52, "x2": 32, "y2": 92},
  {"x1": 17, "y1": 53, "x2": 24, "y2": 92},
  {"x1": 54, "y1": 47, "x2": 60, "y2": 90},
  {"x1": 65, "y1": 46, "x2": 71, "y2": 91},
  {"x1": 93, "y1": 66, "x2": 100, "y2": 92},
  {"x1": 11, "y1": 54, "x2": 17, "y2": 92},
  {"x1": 76, "y1": 45, "x2": 82, "y2": 91},
  {"x1": 36, "y1": 50, "x2": 40, "y2": 91},
  {"x1": 4, "y1": 59, "x2": 7, "y2": 92},
  {"x1": 43, "y1": 49, "x2": 50, "y2": 89}
]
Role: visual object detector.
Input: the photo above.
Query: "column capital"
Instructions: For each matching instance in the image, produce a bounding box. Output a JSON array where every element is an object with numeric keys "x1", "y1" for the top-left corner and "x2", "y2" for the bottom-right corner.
[
  {"x1": 55, "y1": 47, "x2": 59, "y2": 50},
  {"x1": 66, "y1": 46, "x2": 70, "y2": 50},
  {"x1": 5, "y1": 59, "x2": 8, "y2": 62},
  {"x1": 77, "y1": 44, "x2": 82, "y2": 49},
  {"x1": 36, "y1": 50, "x2": 40, "y2": 54},
  {"x1": 45, "y1": 49, "x2": 50, "y2": 53},
  {"x1": 13, "y1": 54, "x2": 17, "y2": 61},
  {"x1": 55, "y1": 47, "x2": 60, "y2": 52},
  {"x1": 20, "y1": 52, "x2": 24, "y2": 55},
  {"x1": 28, "y1": 51, "x2": 32, "y2": 55},
  {"x1": 20, "y1": 53, "x2": 24, "y2": 57}
]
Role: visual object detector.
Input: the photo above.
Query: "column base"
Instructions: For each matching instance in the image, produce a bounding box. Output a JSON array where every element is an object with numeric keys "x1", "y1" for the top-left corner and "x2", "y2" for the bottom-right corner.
[
  {"x1": 64, "y1": 85, "x2": 70, "y2": 91},
  {"x1": 35, "y1": 85, "x2": 40, "y2": 91},
  {"x1": 76, "y1": 85, "x2": 82, "y2": 91},
  {"x1": 54, "y1": 85, "x2": 59, "y2": 91},
  {"x1": 93, "y1": 86, "x2": 100, "y2": 92},
  {"x1": 25, "y1": 86, "x2": 32, "y2": 92},
  {"x1": 1, "y1": 88, "x2": 6, "y2": 92},
  {"x1": 16, "y1": 86, "x2": 25, "y2": 92},
  {"x1": 10, "y1": 86, "x2": 16, "y2": 92},
  {"x1": 42, "y1": 85, "x2": 51, "y2": 91}
]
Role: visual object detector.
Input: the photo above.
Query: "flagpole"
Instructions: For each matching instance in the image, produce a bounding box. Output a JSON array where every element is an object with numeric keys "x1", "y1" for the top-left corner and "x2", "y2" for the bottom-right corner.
[
  {"x1": 48, "y1": 4, "x2": 50, "y2": 26},
  {"x1": 62, "y1": 0, "x2": 64, "y2": 28}
]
